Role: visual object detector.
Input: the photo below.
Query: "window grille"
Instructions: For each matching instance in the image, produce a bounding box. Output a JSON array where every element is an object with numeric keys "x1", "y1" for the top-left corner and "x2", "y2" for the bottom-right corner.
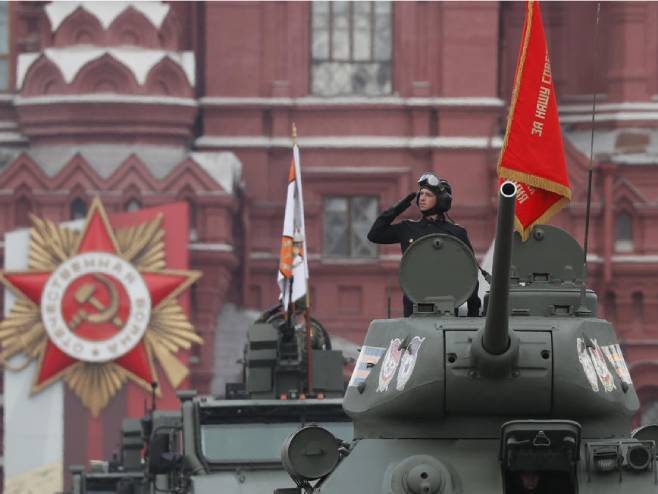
[
  {"x1": 311, "y1": 1, "x2": 392, "y2": 96},
  {"x1": 125, "y1": 199, "x2": 142, "y2": 212},
  {"x1": 70, "y1": 198, "x2": 87, "y2": 220},
  {"x1": 614, "y1": 212, "x2": 633, "y2": 252},
  {"x1": 323, "y1": 196, "x2": 377, "y2": 257}
]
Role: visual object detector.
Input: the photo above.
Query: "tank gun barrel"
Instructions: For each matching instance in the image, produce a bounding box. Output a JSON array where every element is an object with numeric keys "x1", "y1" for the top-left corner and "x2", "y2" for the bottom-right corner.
[{"x1": 482, "y1": 181, "x2": 517, "y2": 355}]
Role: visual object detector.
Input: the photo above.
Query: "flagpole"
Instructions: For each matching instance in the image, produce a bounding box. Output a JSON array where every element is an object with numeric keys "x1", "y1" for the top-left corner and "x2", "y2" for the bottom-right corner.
[
  {"x1": 577, "y1": 2, "x2": 601, "y2": 315},
  {"x1": 293, "y1": 123, "x2": 314, "y2": 395}
]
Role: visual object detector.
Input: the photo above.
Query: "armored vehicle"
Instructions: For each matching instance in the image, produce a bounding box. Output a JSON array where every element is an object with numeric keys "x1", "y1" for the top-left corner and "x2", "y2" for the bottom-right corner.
[
  {"x1": 70, "y1": 307, "x2": 350, "y2": 494},
  {"x1": 278, "y1": 181, "x2": 656, "y2": 494},
  {"x1": 146, "y1": 308, "x2": 350, "y2": 494},
  {"x1": 227, "y1": 302, "x2": 344, "y2": 400},
  {"x1": 164, "y1": 394, "x2": 350, "y2": 493},
  {"x1": 70, "y1": 410, "x2": 180, "y2": 494}
]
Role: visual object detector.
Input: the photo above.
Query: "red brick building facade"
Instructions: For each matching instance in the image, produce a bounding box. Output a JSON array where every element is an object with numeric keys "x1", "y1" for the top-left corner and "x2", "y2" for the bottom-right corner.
[{"x1": 1, "y1": 0, "x2": 658, "y2": 453}]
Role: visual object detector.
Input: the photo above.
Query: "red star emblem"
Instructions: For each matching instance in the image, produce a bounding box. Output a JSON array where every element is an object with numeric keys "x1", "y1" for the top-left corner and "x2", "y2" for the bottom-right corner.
[{"x1": 0, "y1": 198, "x2": 200, "y2": 400}]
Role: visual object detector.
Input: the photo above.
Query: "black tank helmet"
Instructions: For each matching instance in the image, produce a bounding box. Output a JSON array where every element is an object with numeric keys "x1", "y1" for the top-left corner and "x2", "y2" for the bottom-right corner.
[{"x1": 416, "y1": 172, "x2": 452, "y2": 215}]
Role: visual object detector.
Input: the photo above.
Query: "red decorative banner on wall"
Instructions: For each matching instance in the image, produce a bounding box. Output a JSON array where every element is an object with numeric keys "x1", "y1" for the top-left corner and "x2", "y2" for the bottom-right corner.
[{"x1": 0, "y1": 197, "x2": 201, "y2": 415}]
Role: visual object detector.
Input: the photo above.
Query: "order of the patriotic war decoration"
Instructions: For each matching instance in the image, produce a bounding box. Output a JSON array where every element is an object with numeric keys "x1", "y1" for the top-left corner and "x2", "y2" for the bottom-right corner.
[{"x1": 0, "y1": 197, "x2": 201, "y2": 415}]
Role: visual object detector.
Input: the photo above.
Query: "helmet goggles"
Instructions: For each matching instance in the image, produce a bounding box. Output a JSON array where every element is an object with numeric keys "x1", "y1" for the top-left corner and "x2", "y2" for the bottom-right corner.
[{"x1": 418, "y1": 172, "x2": 451, "y2": 194}]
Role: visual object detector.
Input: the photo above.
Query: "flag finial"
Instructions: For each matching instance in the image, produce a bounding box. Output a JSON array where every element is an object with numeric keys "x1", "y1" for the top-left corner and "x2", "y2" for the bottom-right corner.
[{"x1": 292, "y1": 123, "x2": 298, "y2": 145}]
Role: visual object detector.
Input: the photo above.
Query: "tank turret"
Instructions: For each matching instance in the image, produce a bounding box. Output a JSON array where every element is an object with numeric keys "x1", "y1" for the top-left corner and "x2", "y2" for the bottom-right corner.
[{"x1": 278, "y1": 182, "x2": 652, "y2": 494}]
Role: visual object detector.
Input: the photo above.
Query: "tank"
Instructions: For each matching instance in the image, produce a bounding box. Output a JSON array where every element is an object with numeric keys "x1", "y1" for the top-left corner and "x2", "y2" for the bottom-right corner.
[{"x1": 277, "y1": 181, "x2": 656, "y2": 494}]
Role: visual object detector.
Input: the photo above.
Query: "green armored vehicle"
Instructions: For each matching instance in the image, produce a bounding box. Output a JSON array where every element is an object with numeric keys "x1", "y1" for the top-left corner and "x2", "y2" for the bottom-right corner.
[
  {"x1": 151, "y1": 311, "x2": 351, "y2": 493},
  {"x1": 70, "y1": 410, "x2": 180, "y2": 494},
  {"x1": 228, "y1": 302, "x2": 344, "y2": 400},
  {"x1": 168, "y1": 394, "x2": 350, "y2": 493},
  {"x1": 71, "y1": 307, "x2": 351, "y2": 494},
  {"x1": 278, "y1": 181, "x2": 657, "y2": 494}
]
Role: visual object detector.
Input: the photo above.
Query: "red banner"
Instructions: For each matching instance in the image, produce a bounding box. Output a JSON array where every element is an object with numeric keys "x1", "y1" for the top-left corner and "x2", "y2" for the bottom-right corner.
[{"x1": 498, "y1": 0, "x2": 571, "y2": 240}]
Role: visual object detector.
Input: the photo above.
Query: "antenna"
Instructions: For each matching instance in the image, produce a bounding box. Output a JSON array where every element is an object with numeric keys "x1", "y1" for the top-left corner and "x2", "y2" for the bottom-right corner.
[
  {"x1": 577, "y1": 2, "x2": 601, "y2": 315},
  {"x1": 140, "y1": 381, "x2": 159, "y2": 458},
  {"x1": 150, "y1": 380, "x2": 158, "y2": 414},
  {"x1": 386, "y1": 280, "x2": 391, "y2": 319}
]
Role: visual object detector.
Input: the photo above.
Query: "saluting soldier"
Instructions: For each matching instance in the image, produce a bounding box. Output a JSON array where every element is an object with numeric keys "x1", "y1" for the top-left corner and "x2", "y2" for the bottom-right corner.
[{"x1": 367, "y1": 172, "x2": 481, "y2": 317}]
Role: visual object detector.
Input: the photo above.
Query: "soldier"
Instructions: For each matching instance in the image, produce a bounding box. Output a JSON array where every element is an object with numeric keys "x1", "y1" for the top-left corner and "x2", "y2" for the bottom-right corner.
[
  {"x1": 518, "y1": 471, "x2": 541, "y2": 493},
  {"x1": 367, "y1": 172, "x2": 481, "y2": 317}
]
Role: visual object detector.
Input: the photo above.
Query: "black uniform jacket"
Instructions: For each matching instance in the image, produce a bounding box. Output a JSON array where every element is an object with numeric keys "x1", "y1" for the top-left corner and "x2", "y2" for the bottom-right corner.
[{"x1": 367, "y1": 205, "x2": 481, "y2": 317}]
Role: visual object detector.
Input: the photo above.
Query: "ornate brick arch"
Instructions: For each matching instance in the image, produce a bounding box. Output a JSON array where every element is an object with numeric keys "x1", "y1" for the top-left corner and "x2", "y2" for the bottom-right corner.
[
  {"x1": 107, "y1": 7, "x2": 160, "y2": 49},
  {"x1": 71, "y1": 53, "x2": 140, "y2": 94},
  {"x1": 176, "y1": 184, "x2": 198, "y2": 204},
  {"x1": 144, "y1": 57, "x2": 193, "y2": 97},
  {"x1": 121, "y1": 184, "x2": 144, "y2": 211},
  {"x1": 106, "y1": 155, "x2": 162, "y2": 193},
  {"x1": 0, "y1": 153, "x2": 51, "y2": 191},
  {"x1": 51, "y1": 7, "x2": 105, "y2": 47},
  {"x1": 162, "y1": 159, "x2": 226, "y2": 194},
  {"x1": 51, "y1": 154, "x2": 105, "y2": 192},
  {"x1": 614, "y1": 177, "x2": 646, "y2": 206},
  {"x1": 158, "y1": 10, "x2": 183, "y2": 51},
  {"x1": 21, "y1": 55, "x2": 67, "y2": 96}
]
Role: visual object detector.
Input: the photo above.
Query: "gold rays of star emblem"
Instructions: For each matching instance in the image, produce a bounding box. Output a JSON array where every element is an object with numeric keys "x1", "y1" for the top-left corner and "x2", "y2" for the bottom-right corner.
[{"x1": 0, "y1": 198, "x2": 202, "y2": 416}]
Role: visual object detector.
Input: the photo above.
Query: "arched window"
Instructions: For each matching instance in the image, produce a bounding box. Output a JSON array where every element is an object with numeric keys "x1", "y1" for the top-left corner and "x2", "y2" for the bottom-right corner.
[
  {"x1": 125, "y1": 198, "x2": 142, "y2": 212},
  {"x1": 187, "y1": 198, "x2": 198, "y2": 241},
  {"x1": 70, "y1": 197, "x2": 87, "y2": 220},
  {"x1": 615, "y1": 212, "x2": 634, "y2": 252},
  {"x1": 14, "y1": 196, "x2": 31, "y2": 227}
]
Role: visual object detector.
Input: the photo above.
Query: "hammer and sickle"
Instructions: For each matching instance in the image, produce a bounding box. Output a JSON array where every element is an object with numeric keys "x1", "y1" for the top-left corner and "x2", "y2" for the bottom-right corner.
[{"x1": 69, "y1": 274, "x2": 123, "y2": 330}]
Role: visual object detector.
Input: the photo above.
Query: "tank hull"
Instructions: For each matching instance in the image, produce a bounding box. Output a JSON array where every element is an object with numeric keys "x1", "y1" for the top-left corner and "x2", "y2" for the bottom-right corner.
[{"x1": 317, "y1": 439, "x2": 656, "y2": 493}]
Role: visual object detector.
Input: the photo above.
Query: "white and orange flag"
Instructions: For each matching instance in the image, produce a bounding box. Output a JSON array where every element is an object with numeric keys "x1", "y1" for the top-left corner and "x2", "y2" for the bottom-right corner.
[{"x1": 278, "y1": 140, "x2": 308, "y2": 312}]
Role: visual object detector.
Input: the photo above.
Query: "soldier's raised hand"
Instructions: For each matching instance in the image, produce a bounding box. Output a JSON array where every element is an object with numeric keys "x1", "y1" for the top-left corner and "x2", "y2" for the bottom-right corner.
[{"x1": 392, "y1": 192, "x2": 417, "y2": 215}]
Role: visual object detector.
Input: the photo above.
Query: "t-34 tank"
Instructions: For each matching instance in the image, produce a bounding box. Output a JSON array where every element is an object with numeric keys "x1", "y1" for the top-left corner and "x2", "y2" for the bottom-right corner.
[{"x1": 277, "y1": 181, "x2": 657, "y2": 494}]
